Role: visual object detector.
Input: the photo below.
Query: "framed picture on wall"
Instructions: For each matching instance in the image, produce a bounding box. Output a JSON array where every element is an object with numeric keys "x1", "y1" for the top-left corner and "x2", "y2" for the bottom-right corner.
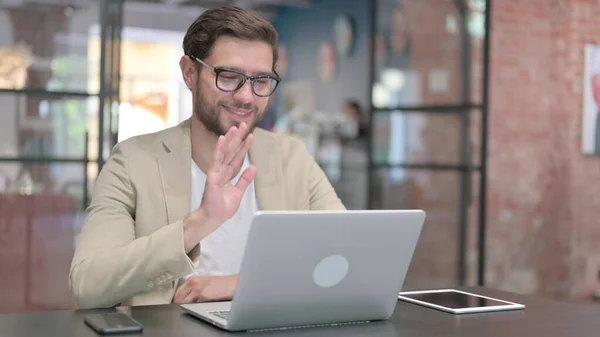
[
  {"x1": 333, "y1": 14, "x2": 354, "y2": 57},
  {"x1": 581, "y1": 44, "x2": 600, "y2": 154}
]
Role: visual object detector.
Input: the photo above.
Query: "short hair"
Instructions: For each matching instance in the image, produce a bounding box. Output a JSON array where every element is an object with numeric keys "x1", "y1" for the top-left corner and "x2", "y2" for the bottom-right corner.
[{"x1": 183, "y1": 6, "x2": 279, "y2": 69}]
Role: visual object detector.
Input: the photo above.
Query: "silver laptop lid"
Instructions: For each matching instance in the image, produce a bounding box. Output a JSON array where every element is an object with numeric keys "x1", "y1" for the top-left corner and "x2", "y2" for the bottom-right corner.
[{"x1": 226, "y1": 210, "x2": 425, "y2": 331}]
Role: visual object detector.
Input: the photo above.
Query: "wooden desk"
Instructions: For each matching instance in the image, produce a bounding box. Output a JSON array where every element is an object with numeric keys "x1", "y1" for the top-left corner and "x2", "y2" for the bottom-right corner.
[{"x1": 1, "y1": 287, "x2": 599, "y2": 337}]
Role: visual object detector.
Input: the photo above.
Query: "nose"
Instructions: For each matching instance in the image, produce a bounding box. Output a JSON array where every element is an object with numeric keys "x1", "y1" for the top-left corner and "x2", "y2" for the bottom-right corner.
[{"x1": 232, "y1": 80, "x2": 254, "y2": 104}]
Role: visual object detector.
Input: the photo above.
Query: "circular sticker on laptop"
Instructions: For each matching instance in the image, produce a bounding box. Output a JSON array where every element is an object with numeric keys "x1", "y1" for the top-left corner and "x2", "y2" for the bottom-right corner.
[{"x1": 313, "y1": 254, "x2": 349, "y2": 288}]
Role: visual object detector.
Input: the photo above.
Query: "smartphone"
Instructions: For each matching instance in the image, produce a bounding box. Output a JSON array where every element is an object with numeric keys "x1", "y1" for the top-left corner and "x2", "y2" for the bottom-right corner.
[{"x1": 83, "y1": 312, "x2": 143, "y2": 334}]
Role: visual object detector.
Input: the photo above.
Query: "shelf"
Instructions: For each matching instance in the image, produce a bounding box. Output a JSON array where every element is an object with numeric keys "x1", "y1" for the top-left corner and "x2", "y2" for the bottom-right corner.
[
  {"x1": 370, "y1": 162, "x2": 481, "y2": 171},
  {"x1": 372, "y1": 103, "x2": 483, "y2": 113},
  {"x1": 0, "y1": 157, "x2": 95, "y2": 164},
  {"x1": 316, "y1": 161, "x2": 369, "y2": 172},
  {"x1": 0, "y1": 88, "x2": 97, "y2": 98}
]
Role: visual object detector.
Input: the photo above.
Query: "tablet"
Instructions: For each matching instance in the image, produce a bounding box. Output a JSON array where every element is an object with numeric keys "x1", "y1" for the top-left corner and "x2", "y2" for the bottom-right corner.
[{"x1": 398, "y1": 289, "x2": 525, "y2": 314}]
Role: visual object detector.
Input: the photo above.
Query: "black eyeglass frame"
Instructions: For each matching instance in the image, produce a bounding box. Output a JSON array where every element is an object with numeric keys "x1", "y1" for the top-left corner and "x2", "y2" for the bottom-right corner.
[{"x1": 189, "y1": 55, "x2": 281, "y2": 97}]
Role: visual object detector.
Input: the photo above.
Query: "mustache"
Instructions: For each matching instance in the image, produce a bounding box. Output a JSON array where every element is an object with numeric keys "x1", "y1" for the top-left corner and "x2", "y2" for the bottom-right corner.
[{"x1": 219, "y1": 101, "x2": 256, "y2": 111}]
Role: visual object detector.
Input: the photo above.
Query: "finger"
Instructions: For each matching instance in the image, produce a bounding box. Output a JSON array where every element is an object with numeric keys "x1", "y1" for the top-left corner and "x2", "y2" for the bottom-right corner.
[
  {"x1": 223, "y1": 123, "x2": 248, "y2": 165},
  {"x1": 209, "y1": 136, "x2": 226, "y2": 184},
  {"x1": 223, "y1": 134, "x2": 254, "y2": 181},
  {"x1": 173, "y1": 282, "x2": 192, "y2": 304},
  {"x1": 236, "y1": 133, "x2": 254, "y2": 164},
  {"x1": 181, "y1": 292, "x2": 199, "y2": 304},
  {"x1": 180, "y1": 277, "x2": 208, "y2": 303},
  {"x1": 234, "y1": 165, "x2": 257, "y2": 193},
  {"x1": 212, "y1": 135, "x2": 226, "y2": 166},
  {"x1": 227, "y1": 135, "x2": 254, "y2": 179},
  {"x1": 220, "y1": 125, "x2": 238, "y2": 152}
]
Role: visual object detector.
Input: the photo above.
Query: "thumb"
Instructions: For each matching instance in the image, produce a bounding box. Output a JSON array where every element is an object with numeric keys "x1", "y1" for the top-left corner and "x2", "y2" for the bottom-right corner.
[{"x1": 234, "y1": 165, "x2": 257, "y2": 193}]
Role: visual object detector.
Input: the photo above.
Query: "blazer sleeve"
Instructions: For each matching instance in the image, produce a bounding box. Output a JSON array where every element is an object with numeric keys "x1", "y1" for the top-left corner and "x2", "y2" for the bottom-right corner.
[
  {"x1": 69, "y1": 142, "x2": 196, "y2": 309},
  {"x1": 306, "y1": 154, "x2": 347, "y2": 211}
]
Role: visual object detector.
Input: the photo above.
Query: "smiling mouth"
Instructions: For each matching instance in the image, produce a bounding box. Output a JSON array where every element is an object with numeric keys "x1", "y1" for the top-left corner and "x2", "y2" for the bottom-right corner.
[{"x1": 222, "y1": 105, "x2": 252, "y2": 117}]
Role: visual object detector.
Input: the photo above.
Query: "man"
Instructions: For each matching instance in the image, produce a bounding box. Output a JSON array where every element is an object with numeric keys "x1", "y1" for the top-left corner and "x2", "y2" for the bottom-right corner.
[{"x1": 69, "y1": 6, "x2": 345, "y2": 309}]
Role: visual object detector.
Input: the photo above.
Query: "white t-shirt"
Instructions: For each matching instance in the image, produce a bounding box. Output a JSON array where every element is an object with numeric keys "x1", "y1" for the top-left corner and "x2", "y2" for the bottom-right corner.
[{"x1": 185, "y1": 155, "x2": 258, "y2": 278}]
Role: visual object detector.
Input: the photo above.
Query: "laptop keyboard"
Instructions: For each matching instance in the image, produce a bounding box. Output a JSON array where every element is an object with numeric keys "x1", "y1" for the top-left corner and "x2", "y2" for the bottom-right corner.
[{"x1": 209, "y1": 310, "x2": 230, "y2": 320}]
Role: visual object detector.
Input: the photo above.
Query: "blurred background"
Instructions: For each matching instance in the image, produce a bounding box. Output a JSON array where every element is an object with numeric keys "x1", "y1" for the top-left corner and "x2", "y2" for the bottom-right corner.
[{"x1": 1, "y1": 0, "x2": 599, "y2": 313}]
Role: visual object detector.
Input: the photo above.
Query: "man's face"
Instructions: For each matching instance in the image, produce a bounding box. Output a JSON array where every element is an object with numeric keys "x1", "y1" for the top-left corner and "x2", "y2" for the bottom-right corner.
[{"x1": 194, "y1": 36, "x2": 274, "y2": 136}]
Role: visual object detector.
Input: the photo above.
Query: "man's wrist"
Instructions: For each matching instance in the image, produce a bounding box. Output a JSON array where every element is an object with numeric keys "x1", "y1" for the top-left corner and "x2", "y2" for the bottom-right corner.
[
  {"x1": 183, "y1": 207, "x2": 218, "y2": 252},
  {"x1": 217, "y1": 275, "x2": 238, "y2": 301},
  {"x1": 227, "y1": 274, "x2": 238, "y2": 296}
]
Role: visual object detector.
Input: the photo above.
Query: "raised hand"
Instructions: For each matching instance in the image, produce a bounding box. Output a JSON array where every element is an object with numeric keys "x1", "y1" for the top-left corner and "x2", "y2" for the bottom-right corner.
[
  {"x1": 183, "y1": 122, "x2": 257, "y2": 251},
  {"x1": 200, "y1": 122, "x2": 257, "y2": 225}
]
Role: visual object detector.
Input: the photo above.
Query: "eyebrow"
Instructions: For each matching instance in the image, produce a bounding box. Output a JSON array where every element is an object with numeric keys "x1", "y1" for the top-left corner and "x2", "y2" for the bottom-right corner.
[{"x1": 216, "y1": 65, "x2": 273, "y2": 77}]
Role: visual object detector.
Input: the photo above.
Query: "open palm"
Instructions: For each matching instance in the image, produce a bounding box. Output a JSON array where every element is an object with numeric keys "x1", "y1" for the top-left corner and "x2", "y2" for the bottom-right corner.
[{"x1": 200, "y1": 123, "x2": 257, "y2": 225}]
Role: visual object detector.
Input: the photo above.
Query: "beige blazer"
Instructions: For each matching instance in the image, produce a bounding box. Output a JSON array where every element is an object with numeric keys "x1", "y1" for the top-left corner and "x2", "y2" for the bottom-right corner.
[{"x1": 69, "y1": 119, "x2": 345, "y2": 309}]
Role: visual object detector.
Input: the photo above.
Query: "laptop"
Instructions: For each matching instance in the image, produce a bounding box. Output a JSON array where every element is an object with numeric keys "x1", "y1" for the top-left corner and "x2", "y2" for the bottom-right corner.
[{"x1": 180, "y1": 210, "x2": 425, "y2": 332}]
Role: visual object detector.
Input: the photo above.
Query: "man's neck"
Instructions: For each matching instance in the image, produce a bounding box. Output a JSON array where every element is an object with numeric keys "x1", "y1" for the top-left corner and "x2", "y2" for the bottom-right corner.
[{"x1": 190, "y1": 117, "x2": 218, "y2": 174}]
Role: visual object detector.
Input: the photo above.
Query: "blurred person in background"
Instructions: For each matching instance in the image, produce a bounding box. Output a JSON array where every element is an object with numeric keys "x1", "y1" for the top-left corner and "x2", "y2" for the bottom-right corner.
[{"x1": 342, "y1": 99, "x2": 368, "y2": 140}]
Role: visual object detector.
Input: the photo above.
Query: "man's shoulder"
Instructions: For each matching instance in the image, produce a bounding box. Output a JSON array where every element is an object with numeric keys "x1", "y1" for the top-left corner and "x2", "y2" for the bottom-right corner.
[
  {"x1": 253, "y1": 127, "x2": 308, "y2": 156},
  {"x1": 113, "y1": 122, "x2": 186, "y2": 157}
]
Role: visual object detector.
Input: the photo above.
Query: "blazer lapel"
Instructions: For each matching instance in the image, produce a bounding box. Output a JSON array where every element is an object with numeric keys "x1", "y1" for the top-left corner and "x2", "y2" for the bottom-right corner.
[
  {"x1": 157, "y1": 120, "x2": 192, "y2": 224},
  {"x1": 250, "y1": 128, "x2": 285, "y2": 211},
  {"x1": 156, "y1": 119, "x2": 200, "y2": 267}
]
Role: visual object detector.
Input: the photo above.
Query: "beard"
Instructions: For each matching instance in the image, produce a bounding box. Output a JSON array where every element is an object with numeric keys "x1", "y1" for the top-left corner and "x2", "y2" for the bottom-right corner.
[{"x1": 193, "y1": 84, "x2": 263, "y2": 137}]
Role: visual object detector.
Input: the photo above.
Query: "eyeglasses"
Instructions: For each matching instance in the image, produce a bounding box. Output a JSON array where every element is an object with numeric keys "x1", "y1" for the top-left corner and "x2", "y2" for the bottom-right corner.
[{"x1": 190, "y1": 55, "x2": 281, "y2": 97}]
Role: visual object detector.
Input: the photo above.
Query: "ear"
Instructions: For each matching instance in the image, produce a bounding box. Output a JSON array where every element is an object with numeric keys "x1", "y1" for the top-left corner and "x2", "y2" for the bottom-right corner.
[{"x1": 179, "y1": 55, "x2": 198, "y2": 89}]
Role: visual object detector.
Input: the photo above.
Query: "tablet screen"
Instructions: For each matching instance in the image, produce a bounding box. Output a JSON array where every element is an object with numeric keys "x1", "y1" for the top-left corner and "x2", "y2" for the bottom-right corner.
[{"x1": 400, "y1": 290, "x2": 512, "y2": 309}]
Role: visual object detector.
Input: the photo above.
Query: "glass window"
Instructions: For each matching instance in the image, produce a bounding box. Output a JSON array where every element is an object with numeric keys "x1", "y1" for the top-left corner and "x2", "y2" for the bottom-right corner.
[
  {"x1": 371, "y1": 109, "x2": 481, "y2": 166},
  {"x1": 370, "y1": 168, "x2": 480, "y2": 288},
  {"x1": 373, "y1": 0, "x2": 483, "y2": 107},
  {"x1": 0, "y1": 1, "x2": 101, "y2": 314}
]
